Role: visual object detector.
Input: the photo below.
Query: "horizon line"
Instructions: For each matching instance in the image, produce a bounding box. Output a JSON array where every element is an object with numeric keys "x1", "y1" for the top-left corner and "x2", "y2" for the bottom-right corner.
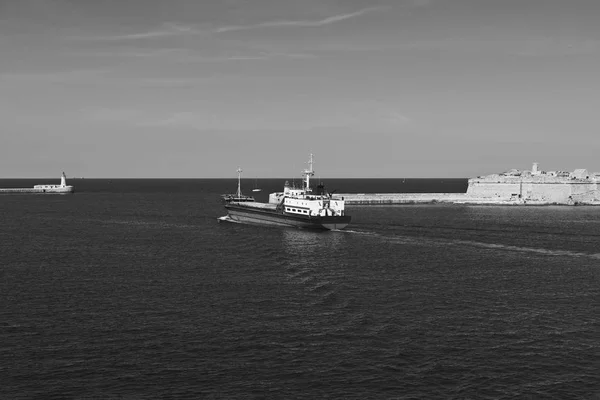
[{"x1": 0, "y1": 176, "x2": 470, "y2": 180}]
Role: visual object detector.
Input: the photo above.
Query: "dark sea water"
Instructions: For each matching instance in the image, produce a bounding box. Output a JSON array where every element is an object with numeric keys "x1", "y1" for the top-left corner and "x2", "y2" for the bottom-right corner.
[{"x1": 1, "y1": 179, "x2": 599, "y2": 400}]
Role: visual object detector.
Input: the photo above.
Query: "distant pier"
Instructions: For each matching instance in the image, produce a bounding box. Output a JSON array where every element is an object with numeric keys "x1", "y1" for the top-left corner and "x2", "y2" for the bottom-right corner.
[
  {"x1": 0, "y1": 172, "x2": 74, "y2": 194},
  {"x1": 339, "y1": 193, "x2": 468, "y2": 205},
  {"x1": 0, "y1": 188, "x2": 67, "y2": 194},
  {"x1": 339, "y1": 192, "x2": 600, "y2": 205}
]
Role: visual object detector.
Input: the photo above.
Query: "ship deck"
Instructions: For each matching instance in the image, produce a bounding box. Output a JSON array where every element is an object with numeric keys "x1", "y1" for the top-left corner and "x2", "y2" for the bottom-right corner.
[{"x1": 228, "y1": 201, "x2": 278, "y2": 210}]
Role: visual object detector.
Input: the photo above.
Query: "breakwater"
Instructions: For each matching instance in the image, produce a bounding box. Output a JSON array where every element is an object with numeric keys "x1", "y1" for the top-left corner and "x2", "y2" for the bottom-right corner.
[
  {"x1": 0, "y1": 172, "x2": 74, "y2": 194},
  {"x1": 0, "y1": 188, "x2": 73, "y2": 194},
  {"x1": 340, "y1": 193, "x2": 467, "y2": 205},
  {"x1": 339, "y1": 193, "x2": 600, "y2": 205}
]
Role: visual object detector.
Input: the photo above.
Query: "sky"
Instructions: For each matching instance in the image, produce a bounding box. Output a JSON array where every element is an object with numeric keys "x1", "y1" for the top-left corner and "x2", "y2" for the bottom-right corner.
[{"x1": 1, "y1": 0, "x2": 600, "y2": 178}]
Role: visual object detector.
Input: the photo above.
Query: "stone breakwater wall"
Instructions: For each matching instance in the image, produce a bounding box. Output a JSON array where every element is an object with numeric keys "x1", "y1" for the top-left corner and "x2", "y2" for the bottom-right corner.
[
  {"x1": 339, "y1": 193, "x2": 468, "y2": 205},
  {"x1": 0, "y1": 188, "x2": 48, "y2": 194},
  {"x1": 339, "y1": 190, "x2": 600, "y2": 205},
  {"x1": 0, "y1": 188, "x2": 73, "y2": 194}
]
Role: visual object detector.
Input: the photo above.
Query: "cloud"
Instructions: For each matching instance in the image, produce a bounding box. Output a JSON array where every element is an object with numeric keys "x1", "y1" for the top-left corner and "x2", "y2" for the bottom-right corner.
[
  {"x1": 139, "y1": 104, "x2": 409, "y2": 132},
  {"x1": 139, "y1": 112, "x2": 202, "y2": 129},
  {"x1": 85, "y1": 109, "x2": 238, "y2": 130},
  {"x1": 136, "y1": 111, "x2": 282, "y2": 131},
  {"x1": 86, "y1": 108, "x2": 146, "y2": 123},
  {"x1": 74, "y1": 23, "x2": 201, "y2": 41},
  {"x1": 215, "y1": 6, "x2": 385, "y2": 33},
  {"x1": 215, "y1": 52, "x2": 317, "y2": 62},
  {"x1": 116, "y1": 77, "x2": 216, "y2": 87},
  {"x1": 0, "y1": 69, "x2": 109, "y2": 85},
  {"x1": 515, "y1": 37, "x2": 599, "y2": 57},
  {"x1": 75, "y1": 47, "x2": 317, "y2": 64},
  {"x1": 83, "y1": 97, "x2": 411, "y2": 132},
  {"x1": 410, "y1": 0, "x2": 433, "y2": 6},
  {"x1": 73, "y1": 48, "x2": 193, "y2": 59}
]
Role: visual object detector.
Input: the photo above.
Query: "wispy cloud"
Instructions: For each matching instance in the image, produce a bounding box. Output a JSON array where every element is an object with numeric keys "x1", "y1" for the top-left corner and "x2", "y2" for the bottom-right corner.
[
  {"x1": 134, "y1": 100, "x2": 410, "y2": 131},
  {"x1": 215, "y1": 52, "x2": 317, "y2": 62},
  {"x1": 515, "y1": 37, "x2": 599, "y2": 57},
  {"x1": 308, "y1": 35, "x2": 600, "y2": 56},
  {"x1": 73, "y1": 23, "x2": 201, "y2": 41},
  {"x1": 138, "y1": 112, "x2": 206, "y2": 129},
  {"x1": 86, "y1": 107, "x2": 145, "y2": 124},
  {"x1": 75, "y1": 47, "x2": 317, "y2": 63},
  {"x1": 0, "y1": 69, "x2": 109, "y2": 85},
  {"x1": 116, "y1": 77, "x2": 216, "y2": 87},
  {"x1": 215, "y1": 6, "x2": 385, "y2": 33},
  {"x1": 73, "y1": 48, "x2": 193, "y2": 59}
]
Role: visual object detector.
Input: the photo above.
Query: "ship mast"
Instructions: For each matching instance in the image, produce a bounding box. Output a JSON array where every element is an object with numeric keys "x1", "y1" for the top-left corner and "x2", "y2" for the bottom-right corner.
[
  {"x1": 303, "y1": 153, "x2": 315, "y2": 192},
  {"x1": 236, "y1": 167, "x2": 243, "y2": 198}
]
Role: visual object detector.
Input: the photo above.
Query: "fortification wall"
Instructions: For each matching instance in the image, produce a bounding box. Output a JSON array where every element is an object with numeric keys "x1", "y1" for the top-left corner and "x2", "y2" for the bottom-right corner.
[
  {"x1": 570, "y1": 183, "x2": 600, "y2": 202},
  {"x1": 466, "y1": 181, "x2": 599, "y2": 203},
  {"x1": 521, "y1": 183, "x2": 575, "y2": 203},
  {"x1": 466, "y1": 181, "x2": 521, "y2": 199}
]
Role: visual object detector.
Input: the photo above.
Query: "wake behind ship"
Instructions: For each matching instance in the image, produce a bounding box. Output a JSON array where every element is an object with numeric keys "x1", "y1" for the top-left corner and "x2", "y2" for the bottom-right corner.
[{"x1": 221, "y1": 154, "x2": 351, "y2": 230}]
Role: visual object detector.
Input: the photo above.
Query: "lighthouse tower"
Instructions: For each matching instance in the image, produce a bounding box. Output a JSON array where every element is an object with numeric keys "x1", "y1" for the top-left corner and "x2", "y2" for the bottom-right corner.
[{"x1": 60, "y1": 172, "x2": 67, "y2": 187}]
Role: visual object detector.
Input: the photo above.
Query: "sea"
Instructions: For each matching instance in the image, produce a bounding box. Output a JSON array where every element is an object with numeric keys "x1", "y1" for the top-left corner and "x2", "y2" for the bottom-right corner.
[{"x1": 1, "y1": 178, "x2": 599, "y2": 400}]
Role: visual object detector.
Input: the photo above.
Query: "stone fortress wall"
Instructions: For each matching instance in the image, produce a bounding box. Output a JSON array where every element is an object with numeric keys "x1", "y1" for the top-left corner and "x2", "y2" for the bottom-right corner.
[{"x1": 466, "y1": 163, "x2": 600, "y2": 204}]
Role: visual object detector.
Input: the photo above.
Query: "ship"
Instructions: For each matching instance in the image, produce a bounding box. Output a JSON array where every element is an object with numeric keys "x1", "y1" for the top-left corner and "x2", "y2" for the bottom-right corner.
[
  {"x1": 221, "y1": 154, "x2": 351, "y2": 230},
  {"x1": 221, "y1": 167, "x2": 255, "y2": 203},
  {"x1": 0, "y1": 172, "x2": 74, "y2": 194}
]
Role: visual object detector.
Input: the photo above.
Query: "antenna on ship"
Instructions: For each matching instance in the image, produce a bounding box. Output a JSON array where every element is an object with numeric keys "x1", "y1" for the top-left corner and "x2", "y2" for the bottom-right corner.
[
  {"x1": 303, "y1": 153, "x2": 315, "y2": 192},
  {"x1": 236, "y1": 167, "x2": 243, "y2": 198}
]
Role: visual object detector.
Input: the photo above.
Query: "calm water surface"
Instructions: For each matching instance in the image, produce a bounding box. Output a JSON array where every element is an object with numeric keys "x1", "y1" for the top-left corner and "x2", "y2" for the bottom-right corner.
[{"x1": 1, "y1": 179, "x2": 598, "y2": 399}]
